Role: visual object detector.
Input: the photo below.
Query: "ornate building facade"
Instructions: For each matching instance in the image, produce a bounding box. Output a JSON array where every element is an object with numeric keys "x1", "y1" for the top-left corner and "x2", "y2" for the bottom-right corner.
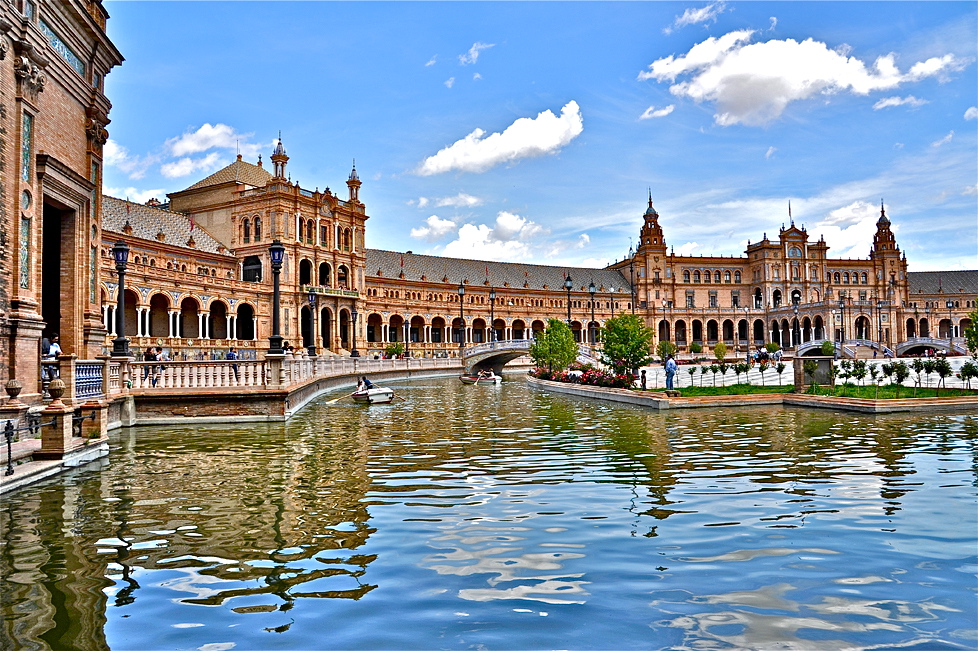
[
  {"x1": 96, "y1": 146, "x2": 976, "y2": 365},
  {"x1": 1, "y1": 0, "x2": 123, "y2": 400}
]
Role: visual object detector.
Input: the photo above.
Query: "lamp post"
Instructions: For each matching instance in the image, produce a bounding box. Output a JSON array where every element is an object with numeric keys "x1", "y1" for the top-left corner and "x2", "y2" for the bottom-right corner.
[
  {"x1": 307, "y1": 289, "x2": 317, "y2": 355},
  {"x1": 564, "y1": 274, "x2": 573, "y2": 329},
  {"x1": 946, "y1": 299, "x2": 954, "y2": 354},
  {"x1": 792, "y1": 304, "x2": 799, "y2": 348},
  {"x1": 876, "y1": 299, "x2": 884, "y2": 347},
  {"x1": 111, "y1": 240, "x2": 131, "y2": 357},
  {"x1": 489, "y1": 288, "x2": 496, "y2": 343},
  {"x1": 610, "y1": 287, "x2": 615, "y2": 318},
  {"x1": 268, "y1": 239, "x2": 285, "y2": 355},
  {"x1": 457, "y1": 282, "x2": 465, "y2": 355},
  {"x1": 403, "y1": 314, "x2": 410, "y2": 358},
  {"x1": 588, "y1": 281, "x2": 596, "y2": 344},
  {"x1": 628, "y1": 246, "x2": 635, "y2": 314},
  {"x1": 837, "y1": 298, "x2": 846, "y2": 343},
  {"x1": 350, "y1": 309, "x2": 360, "y2": 357}
]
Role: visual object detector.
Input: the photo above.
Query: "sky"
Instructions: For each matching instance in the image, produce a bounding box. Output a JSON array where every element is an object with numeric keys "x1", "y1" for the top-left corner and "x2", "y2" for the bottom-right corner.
[{"x1": 102, "y1": 1, "x2": 977, "y2": 272}]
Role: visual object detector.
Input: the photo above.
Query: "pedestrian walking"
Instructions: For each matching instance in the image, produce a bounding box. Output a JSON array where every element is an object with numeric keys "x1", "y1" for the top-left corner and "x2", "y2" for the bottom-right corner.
[{"x1": 665, "y1": 355, "x2": 677, "y2": 390}]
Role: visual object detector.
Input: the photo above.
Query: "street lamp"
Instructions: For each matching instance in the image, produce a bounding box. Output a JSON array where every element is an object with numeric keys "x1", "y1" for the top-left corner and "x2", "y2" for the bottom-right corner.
[
  {"x1": 792, "y1": 304, "x2": 799, "y2": 348},
  {"x1": 111, "y1": 240, "x2": 131, "y2": 357},
  {"x1": 307, "y1": 289, "x2": 317, "y2": 355},
  {"x1": 609, "y1": 287, "x2": 616, "y2": 318},
  {"x1": 837, "y1": 298, "x2": 846, "y2": 343},
  {"x1": 588, "y1": 281, "x2": 596, "y2": 344},
  {"x1": 350, "y1": 309, "x2": 360, "y2": 357},
  {"x1": 403, "y1": 314, "x2": 410, "y2": 358},
  {"x1": 268, "y1": 239, "x2": 285, "y2": 355},
  {"x1": 457, "y1": 282, "x2": 465, "y2": 354},
  {"x1": 946, "y1": 299, "x2": 954, "y2": 354},
  {"x1": 876, "y1": 299, "x2": 884, "y2": 347},
  {"x1": 564, "y1": 274, "x2": 573, "y2": 328}
]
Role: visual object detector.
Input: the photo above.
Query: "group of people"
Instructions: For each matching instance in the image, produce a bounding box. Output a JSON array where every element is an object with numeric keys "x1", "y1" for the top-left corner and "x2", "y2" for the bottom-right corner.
[
  {"x1": 747, "y1": 347, "x2": 782, "y2": 367},
  {"x1": 356, "y1": 376, "x2": 375, "y2": 392},
  {"x1": 41, "y1": 333, "x2": 62, "y2": 381},
  {"x1": 141, "y1": 346, "x2": 172, "y2": 386}
]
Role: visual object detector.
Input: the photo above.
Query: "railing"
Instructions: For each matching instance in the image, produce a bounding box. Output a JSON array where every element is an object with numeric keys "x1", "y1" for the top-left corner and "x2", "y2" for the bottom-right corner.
[
  {"x1": 302, "y1": 285, "x2": 359, "y2": 298},
  {"x1": 464, "y1": 339, "x2": 533, "y2": 357},
  {"x1": 130, "y1": 360, "x2": 266, "y2": 389},
  {"x1": 75, "y1": 362, "x2": 104, "y2": 399}
]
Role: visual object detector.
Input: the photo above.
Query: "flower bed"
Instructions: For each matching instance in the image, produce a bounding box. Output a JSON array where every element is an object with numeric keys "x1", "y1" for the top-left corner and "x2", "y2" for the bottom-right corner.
[{"x1": 529, "y1": 365, "x2": 634, "y2": 389}]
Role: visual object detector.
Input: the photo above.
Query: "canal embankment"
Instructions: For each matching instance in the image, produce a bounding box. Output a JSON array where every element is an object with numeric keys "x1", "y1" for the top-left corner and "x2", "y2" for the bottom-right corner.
[{"x1": 527, "y1": 376, "x2": 978, "y2": 413}]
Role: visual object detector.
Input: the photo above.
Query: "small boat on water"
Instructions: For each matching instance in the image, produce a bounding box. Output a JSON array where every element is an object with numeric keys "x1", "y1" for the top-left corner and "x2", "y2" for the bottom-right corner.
[
  {"x1": 351, "y1": 386, "x2": 395, "y2": 404},
  {"x1": 459, "y1": 373, "x2": 501, "y2": 385}
]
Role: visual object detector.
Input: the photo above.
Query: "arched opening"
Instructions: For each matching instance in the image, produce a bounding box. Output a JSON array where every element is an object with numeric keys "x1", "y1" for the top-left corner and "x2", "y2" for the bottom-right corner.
[
  {"x1": 431, "y1": 316, "x2": 446, "y2": 343},
  {"x1": 337, "y1": 265, "x2": 349, "y2": 288},
  {"x1": 300, "y1": 305, "x2": 314, "y2": 352},
  {"x1": 919, "y1": 318, "x2": 930, "y2": 337},
  {"x1": 855, "y1": 315, "x2": 871, "y2": 340},
  {"x1": 124, "y1": 289, "x2": 140, "y2": 338},
  {"x1": 343, "y1": 228, "x2": 351, "y2": 251},
  {"x1": 906, "y1": 318, "x2": 916, "y2": 338},
  {"x1": 939, "y1": 318, "x2": 953, "y2": 339},
  {"x1": 706, "y1": 319, "x2": 719, "y2": 344},
  {"x1": 692, "y1": 319, "x2": 703, "y2": 344},
  {"x1": 210, "y1": 301, "x2": 229, "y2": 339},
  {"x1": 253, "y1": 217, "x2": 262, "y2": 241},
  {"x1": 813, "y1": 316, "x2": 824, "y2": 340},
  {"x1": 753, "y1": 288, "x2": 762, "y2": 309},
  {"x1": 410, "y1": 316, "x2": 425, "y2": 343},
  {"x1": 772, "y1": 290, "x2": 782, "y2": 308},
  {"x1": 366, "y1": 313, "x2": 383, "y2": 343},
  {"x1": 452, "y1": 317, "x2": 466, "y2": 344},
  {"x1": 675, "y1": 320, "x2": 687, "y2": 346},
  {"x1": 388, "y1": 315, "x2": 404, "y2": 342},
  {"x1": 790, "y1": 289, "x2": 801, "y2": 305},
  {"x1": 299, "y1": 259, "x2": 313, "y2": 286},
  {"x1": 802, "y1": 317, "x2": 812, "y2": 343},
  {"x1": 149, "y1": 293, "x2": 170, "y2": 337},
  {"x1": 319, "y1": 262, "x2": 332, "y2": 286},
  {"x1": 243, "y1": 218, "x2": 251, "y2": 243},
  {"x1": 722, "y1": 319, "x2": 734, "y2": 343},
  {"x1": 737, "y1": 319, "x2": 748, "y2": 344},
  {"x1": 320, "y1": 307, "x2": 333, "y2": 350},
  {"x1": 791, "y1": 317, "x2": 801, "y2": 347},
  {"x1": 753, "y1": 319, "x2": 765, "y2": 345},
  {"x1": 659, "y1": 320, "x2": 671, "y2": 342},
  {"x1": 339, "y1": 309, "x2": 350, "y2": 349},
  {"x1": 512, "y1": 319, "x2": 526, "y2": 339},
  {"x1": 472, "y1": 318, "x2": 488, "y2": 343},
  {"x1": 531, "y1": 320, "x2": 546, "y2": 338},
  {"x1": 492, "y1": 318, "x2": 506, "y2": 342},
  {"x1": 237, "y1": 303, "x2": 256, "y2": 340},
  {"x1": 180, "y1": 297, "x2": 200, "y2": 338},
  {"x1": 770, "y1": 320, "x2": 781, "y2": 347}
]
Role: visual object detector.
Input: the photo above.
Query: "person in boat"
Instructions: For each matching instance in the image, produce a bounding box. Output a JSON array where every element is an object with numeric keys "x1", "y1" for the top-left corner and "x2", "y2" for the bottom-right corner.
[{"x1": 357, "y1": 376, "x2": 374, "y2": 391}]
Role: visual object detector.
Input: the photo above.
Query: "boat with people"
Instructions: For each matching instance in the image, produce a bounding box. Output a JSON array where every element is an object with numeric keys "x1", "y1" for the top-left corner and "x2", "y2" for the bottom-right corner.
[
  {"x1": 351, "y1": 376, "x2": 395, "y2": 404},
  {"x1": 459, "y1": 370, "x2": 501, "y2": 385}
]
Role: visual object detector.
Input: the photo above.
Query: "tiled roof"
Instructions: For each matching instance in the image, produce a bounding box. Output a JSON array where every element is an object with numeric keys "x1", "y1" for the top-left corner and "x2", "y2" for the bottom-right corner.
[
  {"x1": 180, "y1": 157, "x2": 272, "y2": 192},
  {"x1": 366, "y1": 249, "x2": 631, "y2": 292},
  {"x1": 908, "y1": 270, "x2": 978, "y2": 296},
  {"x1": 102, "y1": 195, "x2": 228, "y2": 255}
]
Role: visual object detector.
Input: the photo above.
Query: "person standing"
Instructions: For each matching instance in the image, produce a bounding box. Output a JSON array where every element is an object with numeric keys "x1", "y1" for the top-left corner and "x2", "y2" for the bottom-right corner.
[
  {"x1": 41, "y1": 333, "x2": 62, "y2": 380},
  {"x1": 640, "y1": 369, "x2": 647, "y2": 390},
  {"x1": 665, "y1": 355, "x2": 678, "y2": 390},
  {"x1": 142, "y1": 346, "x2": 158, "y2": 386},
  {"x1": 226, "y1": 346, "x2": 239, "y2": 380},
  {"x1": 155, "y1": 347, "x2": 170, "y2": 387}
]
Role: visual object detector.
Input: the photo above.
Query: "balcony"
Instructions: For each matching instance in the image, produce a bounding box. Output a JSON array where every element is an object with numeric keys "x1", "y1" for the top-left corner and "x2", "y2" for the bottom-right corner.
[{"x1": 303, "y1": 285, "x2": 359, "y2": 298}]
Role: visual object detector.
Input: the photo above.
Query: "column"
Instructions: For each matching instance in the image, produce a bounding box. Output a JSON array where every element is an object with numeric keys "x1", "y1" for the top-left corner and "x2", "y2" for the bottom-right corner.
[
  {"x1": 198, "y1": 313, "x2": 206, "y2": 340},
  {"x1": 168, "y1": 311, "x2": 177, "y2": 337},
  {"x1": 226, "y1": 315, "x2": 233, "y2": 341},
  {"x1": 382, "y1": 324, "x2": 388, "y2": 343},
  {"x1": 231, "y1": 315, "x2": 238, "y2": 340},
  {"x1": 252, "y1": 316, "x2": 258, "y2": 341}
]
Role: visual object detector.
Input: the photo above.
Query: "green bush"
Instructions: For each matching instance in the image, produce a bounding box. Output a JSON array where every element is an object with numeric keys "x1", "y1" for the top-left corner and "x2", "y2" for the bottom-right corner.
[{"x1": 689, "y1": 342, "x2": 703, "y2": 353}]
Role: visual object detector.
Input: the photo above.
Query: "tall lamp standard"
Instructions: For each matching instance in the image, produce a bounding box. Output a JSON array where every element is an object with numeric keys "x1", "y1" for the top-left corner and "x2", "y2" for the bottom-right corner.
[
  {"x1": 564, "y1": 274, "x2": 573, "y2": 327},
  {"x1": 350, "y1": 309, "x2": 360, "y2": 357},
  {"x1": 403, "y1": 314, "x2": 411, "y2": 358},
  {"x1": 609, "y1": 287, "x2": 616, "y2": 318},
  {"x1": 268, "y1": 239, "x2": 286, "y2": 355},
  {"x1": 111, "y1": 240, "x2": 131, "y2": 357},
  {"x1": 792, "y1": 304, "x2": 799, "y2": 348},
  {"x1": 489, "y1": 288, "x2": 496, "y2": 342},
  {"x1": 837, "y1": 298, "x2": 846, "y2": 343},
  {"x1": 628, "y1": 246, "x2": 635, "y2": 314},
  {"x1": 307, "y1": 289, "x2": 317, "y2": 355},
  {"x1": 946, "y1": 299, "x2": 955, "y2": 354},
  {"x1": 457, "y1": 282, "x2": 465, "y2": 355},
  {"x1": 588, "y1": 281, "x2": 596, "y2": 345},
  {"x1": 876, "y1": 299, "x2": 884, "y2": 347}
]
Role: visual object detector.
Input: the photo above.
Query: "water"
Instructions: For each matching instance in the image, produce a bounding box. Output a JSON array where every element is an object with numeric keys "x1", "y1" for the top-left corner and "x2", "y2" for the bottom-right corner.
[{"x1": 2, "y1": 376, "x2": 976, "y2": 650}]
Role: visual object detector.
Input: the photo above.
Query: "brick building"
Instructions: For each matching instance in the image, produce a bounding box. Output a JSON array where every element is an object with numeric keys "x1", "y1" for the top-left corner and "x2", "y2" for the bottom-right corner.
[{"x1": 1, "y1": 0, "x2": 122, "y2": 401}]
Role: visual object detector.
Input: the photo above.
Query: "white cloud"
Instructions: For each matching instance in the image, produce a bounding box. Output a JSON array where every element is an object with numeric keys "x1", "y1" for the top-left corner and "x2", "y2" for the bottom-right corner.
[
  {"x1": 765, "y1": 146, "x2": 777, "y2": 159},
  {"x1": 414, "y1": 193, "x2": 483, "y2": 209},
  {"x1": 417, "y1": 100, "x2": 584, "y2": 175},
  {"x1": 769, "y1": 17, "x2": 777, "y2": 31},
  {"x1": 425, "y1": 56, "x2": 437, "y2": 67},
  {"x1": 872, "y1": 95, "x2": 928, "y2": 110},
  {"x1": 473, "y1": 73, "x2": 482, "y2": 81},
  {"x1": 664, "y1": 2, "x2": 726, "y2": 35},
  {"x1": 160, "y1": 152, "x2": 225, "y2": 179},
  {"x1": 577, "y1": 233, "x2": 590, "y2": 248},
  {"x1": 639, "y1": 104, "x2": 675, "y2": 120},
  {"x1": 444, "y1": 77, "x2": 455, "y2": 89},
  {"x1": 441, "y1": 211, "x2": 547, "y2": 261},
  {"x1": 638, "y1": 30, "x2": 965, "y2": 126},
  {"x1": 965, "y1": 107, "x2": 978, "y2": 120},
  {"x1": 675, "y1": 242, "x2": 701, "y2": 256},
  {"x1": 166, "y1": 123, "x2": 261, "y2": 157},
  {"x1": 103, "y1": 139, "x2": 157, "y2": 180},
  {"x1": 459, "y1": 42, "x2": 494, "y2": 65},
  {"x1": 811, "y1": 200, "x2": 880, "y2": 258},
  {"x1": 931, "y1": 131, "x2": 954, "y2": 147},
  {"x1": 962, "y1": 184, "x2": 978, "y2": 196},
  {"x1": 104, "y1": 186, "x2": 167, "y2": 204},
  {"x1": 410, "y1": 215, "x2": 457, "y2": 242}
]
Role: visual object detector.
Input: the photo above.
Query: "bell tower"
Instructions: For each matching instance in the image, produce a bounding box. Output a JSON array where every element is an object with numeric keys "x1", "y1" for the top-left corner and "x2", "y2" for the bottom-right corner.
[
  {"x1": 347, "y1": 160, "x2": 361, "y2": 203},
  {"x1": 637, "y1": 191, "x2": 666, "y2": 256},
  {"x1": 271, "y1": 136, "x2": 288, "y2": 180}
]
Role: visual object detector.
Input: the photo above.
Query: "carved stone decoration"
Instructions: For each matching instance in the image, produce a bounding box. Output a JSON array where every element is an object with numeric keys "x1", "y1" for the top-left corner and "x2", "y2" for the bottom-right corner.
[
  {"x1": 85, "y1": 106, "x2": 110, "y2": 146},
  {"x1": 14, "y1": 52, "x2": 47, "y2": 99},
  {"x1": 0, "y1": 38, "x2": 8, "y2": 61}
]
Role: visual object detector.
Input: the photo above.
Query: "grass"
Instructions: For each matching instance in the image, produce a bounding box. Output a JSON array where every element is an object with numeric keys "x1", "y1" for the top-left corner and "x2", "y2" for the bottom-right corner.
[
  {"x1": 648, "y1": 385, "x2": 796, "y2": 396},
  {"x1": 641, "y1": 383, "x2": 978, "y2": 399}
]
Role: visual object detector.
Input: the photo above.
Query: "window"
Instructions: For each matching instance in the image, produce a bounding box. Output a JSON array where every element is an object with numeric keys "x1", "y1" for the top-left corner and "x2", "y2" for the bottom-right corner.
[
  {"x1": 253, "y1": 217, "x2": 261, "y2": 241},
  {"x1": 713, "y1": 271, "x2": 721, "y2": 283},
  {"x1": 844, "y1": 272, "x2": 850, "y2": 284},
  {"x1": 40, "y1": 19, "x2": 86, "y2": 75},
  {"x1": 21, "y1": 112, "x2": 33, "y2": 182},
  {"x1": 724, "y1": 271, "x2": 731, "y2": 283},
  {"x1": 731, "y1": 292, "x2": 740, "y2": 308},
  {"x1": 23, "y1": 0, "x2": 36, "y2": 20},
  {"x1": 834, "y1": 272, "x2": 840, "y2": 284},
  {"x1": 686, "y1": 293, "x2": 695, "y2": 308},
  {"x1": 788, "y1": 246, "x2": 802, "y2": 257},
  {"x1": 734, "y1": 271, "x2": 741, "y2": 283},
  {"x1": 683, "y1": 270, "x2": 690, "y2": 283},
  {"x1": 859, "y1": 290, "x2": 867, "y2": 301},
  {"x1": 693, "y1": 270, "x2": 701, "y2": 283},
  {"x1": 242, "y1": 256, "x2": 262, "y2": 282},
  {"x1": 709, "y1": 292, "x2": 718, "y2": 308},
  {"x1": 243, "y1": 219, "x2": 251, "y2": 243},
  {"x1": 861, "y1": 272, "x2": 868, "y2": 284},
  {"x1": 321, "y1": 225, "x2": 328, "y2": 245}
]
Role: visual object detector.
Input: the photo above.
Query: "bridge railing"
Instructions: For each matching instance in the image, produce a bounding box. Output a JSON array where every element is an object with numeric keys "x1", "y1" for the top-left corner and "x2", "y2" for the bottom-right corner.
[{"x1": 464, "y1": 339, "x2": 533, "y2": 357}]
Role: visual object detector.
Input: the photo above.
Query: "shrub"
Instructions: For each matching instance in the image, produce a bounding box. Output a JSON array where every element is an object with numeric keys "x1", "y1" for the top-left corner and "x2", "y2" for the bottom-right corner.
[
  {"x1": 821, "y1": 340, "x2": 835, "y2": 356},
  {"x1": 689, "y1": 342, "x2": 703, "y2": 354}
]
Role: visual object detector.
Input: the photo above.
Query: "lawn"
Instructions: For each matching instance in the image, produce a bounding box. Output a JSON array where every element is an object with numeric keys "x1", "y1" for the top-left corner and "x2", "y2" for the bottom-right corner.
[{"x1": 645, "y1": 383, "x2": 978, "y2": 399}]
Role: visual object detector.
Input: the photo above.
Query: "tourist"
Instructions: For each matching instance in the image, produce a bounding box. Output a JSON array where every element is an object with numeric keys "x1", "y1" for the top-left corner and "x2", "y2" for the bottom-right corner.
[
  {"x1": 41, "y1": 333, "x2": 62, "y2": 380},
  {"x1": 155, "y1": 346, "x2": 170, "y2": 387},
  {"x1": 665, "y1": 355, "x2": 677, "y2": 390},
  {"x1": 640, "y1": 369, "x2": 647, "y2": 390},
  {"x1": 226, "y1": 346, "x2": 239, "y2": 380},
  {"x1": 142, "y1": 346, "x2": 157, "y2": 385}
]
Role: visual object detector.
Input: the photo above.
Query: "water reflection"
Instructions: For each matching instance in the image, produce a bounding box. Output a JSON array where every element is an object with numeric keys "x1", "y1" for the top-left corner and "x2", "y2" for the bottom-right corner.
[{"x1": 1, "y1": 378, "x2": 975, "y2": 650}]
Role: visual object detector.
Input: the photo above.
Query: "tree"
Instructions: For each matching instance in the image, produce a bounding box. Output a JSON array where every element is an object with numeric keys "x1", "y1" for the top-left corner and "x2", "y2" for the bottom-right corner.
[
  {"x1": 689, "y1": 342, "x2": 703, "y2": 354},
  {"x1": 530, "y1": 318, "x2": 578, "y2": 373},
  {"x1": 934, "y1": 357, "x2": 952, "y2": 394},
  {"x1": 891, "y1": 361, "x2": 910, "y2": 398},
  {"x1": 599, "y1": 315, "x2": 656, "y2": 376},
  {"x1": 964, "y1": 307, "x2": 978, "y2": 358},
  {"x1": 687, "y1": 366, "x2": 697, "y2": 387},
  {"x1": 957, "y1": 360, "x2": 977, "y2": 389},
  {"x1": 820, "y1": 340, "x2": 836, "y2": 356},
  {"x1": 766, "y1": 342, "x2": 781, "y2": 354},
  {"x1": 714, "y1": 341, "x2": 728, "y2": 364},
  {"x1": 384, "y1": 342, "x2": 405, "y2": 358},
  {"x1": 775, "y1": 362, "x2": 786, "y2": 385},
  {"x1": 758, "y1": 360, "x2": 769, "y2": 385},
  {"x1": 656, "y1": 340, "x2": 677, "y2": 362},
  {"x1": 803, "y1": 360, "x2": 819, "y2": 394}
]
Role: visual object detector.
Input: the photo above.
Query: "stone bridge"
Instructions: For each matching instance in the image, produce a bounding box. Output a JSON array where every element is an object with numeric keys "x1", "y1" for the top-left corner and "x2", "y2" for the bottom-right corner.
[
  {"x1": 796, "y1": 339, "x2": 896, "y2": 359},
  {"x1": 897, "y1": 337, "x2": 968, "y2": 356},
  {"x1": 462, "y1": 340, "x2": 598, "y2": 374}
]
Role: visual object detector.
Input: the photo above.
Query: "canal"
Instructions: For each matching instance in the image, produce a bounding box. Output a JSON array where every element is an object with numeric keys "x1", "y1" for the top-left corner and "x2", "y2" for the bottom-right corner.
[{"x1": 2, "y1": 376, "x2": 976, "y2": 650}]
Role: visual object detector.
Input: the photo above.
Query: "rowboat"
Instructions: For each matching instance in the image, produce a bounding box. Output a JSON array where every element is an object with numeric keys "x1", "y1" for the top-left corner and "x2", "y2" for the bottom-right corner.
[
  {"x1": 459, "y1": 374, "x2": 501, "y2": 385},
  {"x1": 351, "y1": 386, "x2": 395, "y2": 404}
]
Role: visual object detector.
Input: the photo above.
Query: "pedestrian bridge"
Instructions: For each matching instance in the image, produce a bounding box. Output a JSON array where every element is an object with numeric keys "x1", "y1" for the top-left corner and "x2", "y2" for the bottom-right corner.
[
  {"x1": 462, "y1": 340, "x2": 598, "y2": 374},
  {"x1": 796, "y1": 339, "x2": 895, "y2": 359},
  {"x1": 897, "y1": 337, "x2": 967, "y2": 356}
]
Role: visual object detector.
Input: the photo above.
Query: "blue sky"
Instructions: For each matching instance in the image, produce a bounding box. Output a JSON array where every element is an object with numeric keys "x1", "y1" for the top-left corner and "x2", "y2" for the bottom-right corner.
[{"x1": 102, "y1": 1, "x2": 977, "y2": 271}]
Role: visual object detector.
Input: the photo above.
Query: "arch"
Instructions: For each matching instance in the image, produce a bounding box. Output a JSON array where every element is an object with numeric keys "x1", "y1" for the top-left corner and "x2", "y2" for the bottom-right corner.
[
  {"x1": 410, "y1": 315, "x2": 425, "y2": 343},
  {"x1": 339, "y1": 309, "x2": 350, "y2": 349},
  {"x1": 790, "y1": 289, "x2": 801, "y2": 305},
  {"x1": 713, "y1": 270, "x2": 722, "y2": 283},
  {"x1": 724, "y1": 270, "x2": 731, "y2": 283},
  {"x1": 802, "y1": 317, "x2": 812, "y2": 343},
  {"x1": 300, "y1": 305, "x2": 314, "y2": 352},
  {"x1": 253, "y1": 217, "x2": 262, "y2": 241},
  {"x1": 658, "y1": 319, "x2": 671, "y2": 342},
  {"x1": 813, "y1": 315, "x2": 825, "y2": 340},
  {"x1": 791, "y1": 317, "x2": 801, "y2": 347},
  {"x1": 531, "y1": 320, "x2": 546, "y2": 337},
  {"x1": 236, "y1": 303, "x2": 256, "y2": 340},
  {"x1": 149, "y1": 293, "x2": 170, "y2": 337},
  {"x1": 854, "y1": 315, "x2": 871, "y2": 340},
  {"x1": 861, "y1": 272, "x2": 868, "y2": 284},
  {"x1": 243, "y1": 218, "x2": 251, "y2": 243},
  {"x1": 683, "y1": 270, "x2": 691, "y2": 283},
  {"x1": 753, "y1": 319, "x2": 765, "y2": 344},
  {"x1": 919, "y1": 318, "x2": 930, "y2": 337},
  {"x1": 772, "y1": 289, "x2": 782, "y2": 308},
  {"x1": 512, "y1": 319, "x2": 527, "y2": 339},
  {"x1": 734, "y1": 270, "x2": 741, "y2": 283},
  {"x1": 243, "y1": 256, "x2": 262, "y2": 282},
  {"x1": 737, "y1": 319, "x2": 748, "y2": 343},
  {"x1": 569, "y1": 320, "x2": 583, "y2": 343},
  {"x1": 938, "y1": 318, "x2": 953, "y2": 339},
  {"x1": 388, "y1": 314, "x2": 405, "y2": 342},
  {"x1": 299, "y1": 259, "x2": 313, "y2": 286},
  {"x1": 209, "y1": 300, "x2": 229, "y2": 339},
  {"x1": 452, "y1": 317, "x2": 467, "y2": 344},
  {"x1": 320, "y1": 306, "x2": 333, "y2": 350},
  {"x1": 693, "y1": 270, "x2": 701, "y2": 283},
  {"x1": 675, "y1": 320, "x2": 687, "y2": 345},
  {"x1": 706, "y1": 319, "x2": 719, "y2": 343},
  {"x1": 753, "y1": 288, "x2": 762, "y2": 308},
  {"x1": 337, "y1": 265, "x2": 349, "y2": 288},
  {"x1": 833, "y1": 272, "x2": 840, "y2": 284},
  {"x1": 124, "y1": 288, "x2": 140, "y2": 338},
  {"x1": 306, "y1": 220, "x2": 315, "y2": 244},
  {"x1": 843, "y1": 272, "x2": 850, "y2": 284},
  {"x1": 492, "y1": 318, "x2": 506, "y2": 342},
  {"x1": 431, "y1": 316, "x2": 446, "y2": 343},
  {"x1": 343, "y1": 228, "x2": 352, "y2": 251},
  {"x1": 180, "y1": 297, "x2": 200, "y2": 338},
  {"x1": 319, "y1": 262, "x2": 332, "y2": 286},
  {"x1": 722, "y1": 319, "x2": 735, "y2": 342},
  {"x1": 366, "y1": 313, "x2": 384, "y2": 343},
  {"x1": 770, "y1": 320, "x2": 782, "y2": 347},
  {"x1": 692, "y1": 319, "x2": 703, "y2": 343},
  {"x1": 472, "y1": 317, "x2": 488, "y2": 343}
]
